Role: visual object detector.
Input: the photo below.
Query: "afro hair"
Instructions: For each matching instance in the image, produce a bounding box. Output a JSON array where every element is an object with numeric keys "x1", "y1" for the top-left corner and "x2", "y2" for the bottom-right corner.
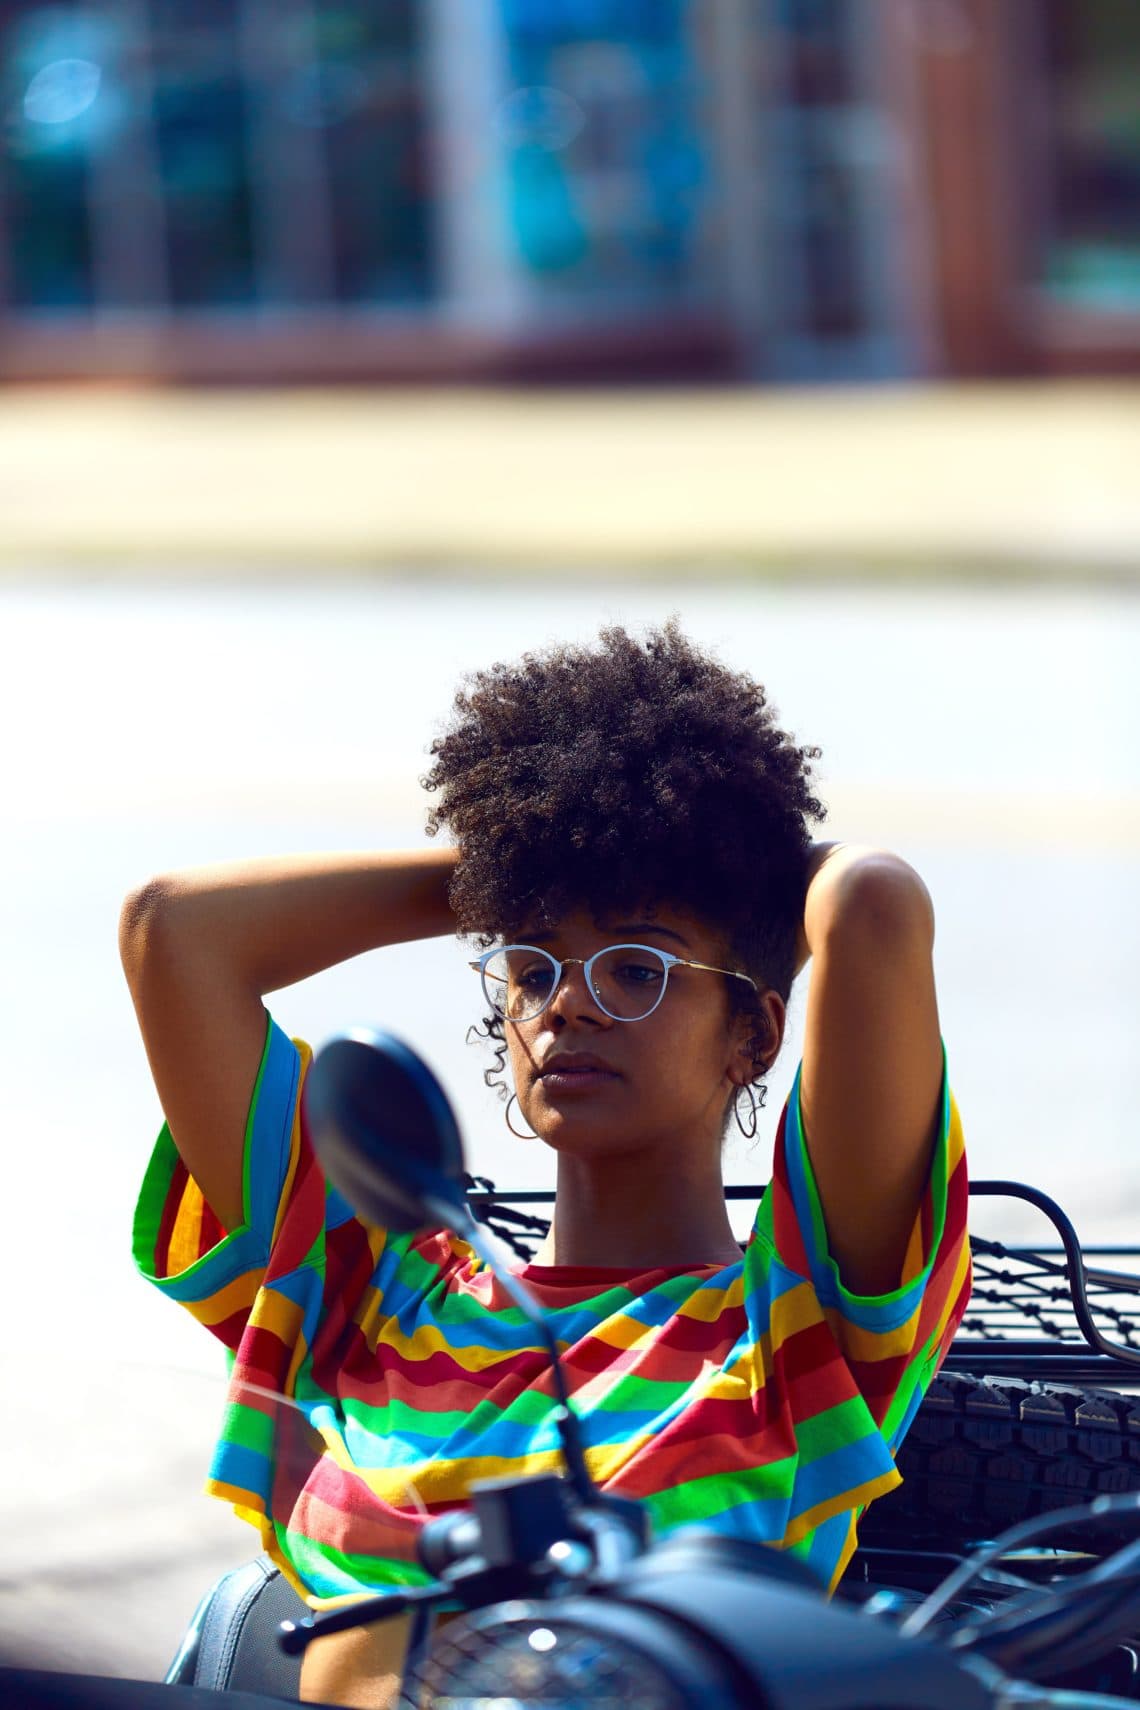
[{"x1": 423, "y1": 622, "x2": 825, "y2": 1011}]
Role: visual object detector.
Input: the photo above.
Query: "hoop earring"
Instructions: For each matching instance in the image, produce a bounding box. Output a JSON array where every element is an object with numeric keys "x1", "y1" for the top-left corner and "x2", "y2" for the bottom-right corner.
[
  {"x1": 733, "y1": 1081, "x2": 766, "y2": 1139},
  {"x1": 505, "y1": 1093, "x2": 537, "y2": 1141}
]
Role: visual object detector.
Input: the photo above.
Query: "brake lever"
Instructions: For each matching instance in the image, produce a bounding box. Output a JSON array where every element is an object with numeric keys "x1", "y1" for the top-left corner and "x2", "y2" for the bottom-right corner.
[{"x1": 277, "y1": 1582, "x2": 452, "y2": 1656}]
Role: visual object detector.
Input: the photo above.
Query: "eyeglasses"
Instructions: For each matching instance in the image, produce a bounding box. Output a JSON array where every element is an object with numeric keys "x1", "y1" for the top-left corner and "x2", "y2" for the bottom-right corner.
[{"x1": 470, "y1": 943, "x2": 757, "y2": 1024}]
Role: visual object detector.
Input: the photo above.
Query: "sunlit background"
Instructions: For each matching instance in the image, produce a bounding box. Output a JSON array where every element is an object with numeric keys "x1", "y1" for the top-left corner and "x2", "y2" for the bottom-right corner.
[{"x1": 1, "y1": 0, "x2": 1138, "y2": 1684}]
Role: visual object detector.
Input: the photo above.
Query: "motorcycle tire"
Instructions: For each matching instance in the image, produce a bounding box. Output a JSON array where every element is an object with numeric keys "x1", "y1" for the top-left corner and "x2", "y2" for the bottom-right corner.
[{"x1": 859, "y1": 1371, "x2": 1140, "y2": 1547}]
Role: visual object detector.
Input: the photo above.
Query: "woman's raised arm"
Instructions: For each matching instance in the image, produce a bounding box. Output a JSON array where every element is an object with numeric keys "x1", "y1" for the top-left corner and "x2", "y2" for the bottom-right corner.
[
  {"x1": 795, "y1": 842, "x2": 944, "y2": 1297},
  {"x1": 119, "y1": 847, "x2": 457, "y2": 1232}
]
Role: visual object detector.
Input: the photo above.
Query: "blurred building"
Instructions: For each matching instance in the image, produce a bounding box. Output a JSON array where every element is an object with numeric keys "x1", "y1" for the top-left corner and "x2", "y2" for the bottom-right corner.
[{"x1": 0, "y1": 0, "x2": 1137, "y2": 383}]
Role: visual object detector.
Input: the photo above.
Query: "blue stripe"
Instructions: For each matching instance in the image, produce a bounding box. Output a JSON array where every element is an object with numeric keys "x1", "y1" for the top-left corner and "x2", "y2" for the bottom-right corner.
[
  {"x1": 247, "y1": 1021, "x2": 301, "y2": 1245},
  {"x1": 210, "y1": 1441, "x2": 272, "y2": 1505},
  {"x1": 269, "y1": 1268, "x2": 316, "y2": 1309},
  {"x1": 790, "y1": 1432, "x2": 894, "y2": 1522},
  {"x1": 324, "y1": 1185, "x2": 358, "y2": 1230},
  {"x1": 344, "y1": 1401, "x2": 690, "y2": 1466},
  {"x1": 152, "y1": 1225, "x2": 268, "y2": 1305},
  {"x1": 802, "y1": 1508, "x2": 854, "y2": 1586},
  {"x1": 654, "y1": 1494, "x2": 792, "y2": 1545}
]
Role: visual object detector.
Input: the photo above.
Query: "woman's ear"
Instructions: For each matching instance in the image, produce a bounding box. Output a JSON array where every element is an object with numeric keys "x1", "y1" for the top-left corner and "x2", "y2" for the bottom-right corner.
[{"x1": 729, "y1": 988, "x2": 786, "y2": 1087}]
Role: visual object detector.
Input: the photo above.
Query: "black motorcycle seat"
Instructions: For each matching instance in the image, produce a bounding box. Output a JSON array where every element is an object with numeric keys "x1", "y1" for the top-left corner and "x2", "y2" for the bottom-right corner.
[{"x1": 166, "y1": 1555, "x2": 307, "y2": 1697}]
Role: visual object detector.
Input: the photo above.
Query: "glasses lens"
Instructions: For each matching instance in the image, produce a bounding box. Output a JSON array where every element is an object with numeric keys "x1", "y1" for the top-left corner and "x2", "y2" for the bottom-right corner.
[
  {"x1": 591, "y1": 946, "x2": 668, "y2": 1020},
  {"x1": 483, "y1": 947, "x2": 558, "y2": 1021}
]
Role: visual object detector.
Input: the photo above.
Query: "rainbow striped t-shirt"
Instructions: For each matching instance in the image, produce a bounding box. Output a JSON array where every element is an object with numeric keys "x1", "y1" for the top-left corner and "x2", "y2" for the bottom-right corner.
[{"x1": 133, "y1": 1015, "x2": 970, "y2": 1606}]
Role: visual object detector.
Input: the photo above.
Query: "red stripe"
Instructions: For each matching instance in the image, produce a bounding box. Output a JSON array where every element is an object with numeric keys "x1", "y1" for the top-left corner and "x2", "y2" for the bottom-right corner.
[
  {"x1": 616, "y1": 1412, "x2": 797, "y2": 1499},
  {"x1": 263, "y1": 1144, "x2": 323, "y2": 1278},
  {"x1": 566, "y1": 1310, "x2": 745, "y2": 1372},
  {"x1": 213, "y1": 1306, "x2": 255, "y2": 1353},
  {"x1": 642, "y1": 1387, "x2": 785, "y2": 1449},
  {"x1": 846, "y1": 1354, "x2": 909, "y2": 1422},
  {"x1": 368, "y1": 1340, "x2": 550, "y2": 1396},
  {"x1": 154, "y1": 1156, "x2": 189, "y2": 1279},
  {"x1": 774, "y1": 1316, "x2": 840, "y2": 1384},
  {"x1": 197, "y1": 1201, "x2": 226, "y2": 1258},
  {"x1": 234, "y1": 1323, "x2": 294, "y2": 1386}
]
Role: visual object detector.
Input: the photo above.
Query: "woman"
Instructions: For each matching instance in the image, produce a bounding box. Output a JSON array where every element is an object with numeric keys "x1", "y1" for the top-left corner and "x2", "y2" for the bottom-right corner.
[{"x1": 123, "y1": 623, "x2": 970, "y2": 1708}]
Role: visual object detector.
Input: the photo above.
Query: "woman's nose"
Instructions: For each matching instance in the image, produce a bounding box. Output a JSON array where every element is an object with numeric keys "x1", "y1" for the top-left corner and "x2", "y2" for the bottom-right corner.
[{"x1": 547, "y1": 960, "x2": 606, "y2": 1023}]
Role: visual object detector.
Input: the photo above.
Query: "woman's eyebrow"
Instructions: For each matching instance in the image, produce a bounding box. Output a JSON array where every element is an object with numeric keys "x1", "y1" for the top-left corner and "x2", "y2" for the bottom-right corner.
[{"x1": 610, "y1": 923, "x2": 692, "y2": 949}]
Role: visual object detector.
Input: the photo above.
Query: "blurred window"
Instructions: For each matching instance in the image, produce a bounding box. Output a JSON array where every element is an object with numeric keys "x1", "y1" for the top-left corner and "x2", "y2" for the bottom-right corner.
[
  {"x1": 770, "y1": 0, "x2": 863, "y2": 341},
  {"x1": 780, "y1": 0, "x2": 855, "y2": 106},
  {"x1": 306, "y1": 0, "x2": 432, "y2": 303},
  {"x1": 0, "y1": 3, "x2": 102, "y2": 309},
  {"x1": 497, "y1": 0, "x2": 711, "y2": 305},
  {"x1": 149, "y1": 0, "x2": 255, "y2": 307},
  {"x1": 1039, "y1": 0, "x2": 1140, "y2": 309}
]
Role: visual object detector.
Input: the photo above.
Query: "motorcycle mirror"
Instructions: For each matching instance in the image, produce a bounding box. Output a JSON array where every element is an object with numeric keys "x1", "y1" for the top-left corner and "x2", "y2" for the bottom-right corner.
[{"x1": 303, "y1": 1028, "x2": 466, "y2": 1233}]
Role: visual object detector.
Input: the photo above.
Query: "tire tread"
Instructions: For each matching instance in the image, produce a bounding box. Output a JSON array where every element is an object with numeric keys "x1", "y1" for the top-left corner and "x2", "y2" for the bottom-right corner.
[{"x1": 861, "y1": 1372, "x2": 1140, "y2": 1545}]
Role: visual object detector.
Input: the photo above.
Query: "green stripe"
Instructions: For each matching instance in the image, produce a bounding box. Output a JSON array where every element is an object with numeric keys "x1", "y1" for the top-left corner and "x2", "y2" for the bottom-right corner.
[
  {"x1": 794, "y1": 1395, "x2": 869, "y2": 1463},
  {"x1": 342, "y1": 1384, "x2": 560, "y2": 1443},
  {"x1": 218, "y1": 1400, "x2": 276, "y2": 1457},
  {"x1": 131, "y1": 1124, "x2": 183, "y2": 1278},
  {"x1": 646, "y1": 1457, "x2": 797, "y2": 1531},
  {"x1": 880, "y1": 1325, "x2": 942, "y2": 1441},
  {"x1": 280, "y1": 1526, "x2": 435, "y2": 1594},
  {"x1": 582, "y1": 1370, "x2": 695, "y2": 1415}
]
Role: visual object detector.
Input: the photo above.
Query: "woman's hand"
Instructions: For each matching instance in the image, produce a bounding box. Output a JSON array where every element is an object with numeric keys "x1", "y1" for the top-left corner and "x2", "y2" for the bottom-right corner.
[
  {"x1": 119, "y1": 847, "x2": 458, "y2": 1232},
  {"x1": 794, "y1": 842, "x2": 943, "y2": 1296}
]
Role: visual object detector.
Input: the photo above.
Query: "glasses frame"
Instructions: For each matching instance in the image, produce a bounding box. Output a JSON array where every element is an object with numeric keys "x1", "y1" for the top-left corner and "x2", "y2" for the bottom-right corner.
[{"x1": 470, "y1": 942, "x2": 758, "y2": 1025}]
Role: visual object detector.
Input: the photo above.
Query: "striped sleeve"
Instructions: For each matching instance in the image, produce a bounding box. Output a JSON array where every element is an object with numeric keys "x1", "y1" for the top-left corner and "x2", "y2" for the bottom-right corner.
[
  {"x1": 131, "y1": 1014, "x2": 307, "y2": 1344},
  {"x1": 764, "y1": 1048, "x2": 971, "y2": 1450},
  {"x1": 131, "y1": 1013, "x2": 402, "y2": 1379}
]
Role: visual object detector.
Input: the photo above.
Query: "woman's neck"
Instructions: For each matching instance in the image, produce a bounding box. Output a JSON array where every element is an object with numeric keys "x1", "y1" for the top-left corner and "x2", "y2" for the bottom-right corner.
[{"x1": 529, "y1": 1147, "x2": 742, "y2": 1270}]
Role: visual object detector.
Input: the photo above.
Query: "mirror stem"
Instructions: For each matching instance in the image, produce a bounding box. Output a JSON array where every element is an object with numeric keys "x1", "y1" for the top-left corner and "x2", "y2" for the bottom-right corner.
[{"x1": 438, "y1": 1199, "x2": 597, "y2": 1508}]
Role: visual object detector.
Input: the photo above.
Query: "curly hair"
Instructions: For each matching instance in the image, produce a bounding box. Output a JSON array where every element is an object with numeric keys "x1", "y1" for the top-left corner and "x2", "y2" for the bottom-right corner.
[{"x1": 424, "y1": 622, "x2": 825, "y2": 1078}]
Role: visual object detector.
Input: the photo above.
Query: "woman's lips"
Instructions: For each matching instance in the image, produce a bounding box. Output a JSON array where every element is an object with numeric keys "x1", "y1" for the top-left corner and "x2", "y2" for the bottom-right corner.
[{"x1": 538, "y1": 1062, "x2": 620, "y2": 1094}]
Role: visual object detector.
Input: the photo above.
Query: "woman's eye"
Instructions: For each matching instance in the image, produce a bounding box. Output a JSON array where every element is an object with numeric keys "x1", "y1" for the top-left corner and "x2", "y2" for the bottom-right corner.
[
  {"x1": 515, "y1": 966, "x2": 551, "y2": 991},
  {"x1": 613, "y1": 961, "x2": 664, "y2": 985}
]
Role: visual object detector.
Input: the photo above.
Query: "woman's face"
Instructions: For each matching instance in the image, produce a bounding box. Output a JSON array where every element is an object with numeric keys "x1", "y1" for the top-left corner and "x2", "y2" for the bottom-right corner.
[{"x1": 502, "y1": 905, "x2": 785, "y2": 1164}]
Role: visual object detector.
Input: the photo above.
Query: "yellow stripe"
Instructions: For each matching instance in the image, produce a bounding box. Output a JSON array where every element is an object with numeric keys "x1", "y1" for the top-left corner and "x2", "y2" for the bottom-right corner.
[
  {"x1": 768, "y1": 1277, "x2": 825, "y2": 1351},
  {"x1": 284, "y1": 1330, "x2": 310, "y2": 1395},
  {"x1": 207, "y1": 1480, "x2": 267, "y2": 1516},
  {"x1": 900, "y1": 1215, "x2": 926, "y2": 1288},
  {"x1": 929, "y1": 1233, "x2": 973, "y2": 1349},
  {"x1": 245, "y1": 1286, "x2": 306, "y2": 1349},
  {"x1": 677, "y1": 1273, "x2": 744, "y2": 1321},
  {"x1": 946, "y1": 1092, "x2": 965, "y2": 1165},
  {"x1": 582, "y1": 1313, "x2": 655, "y2": 1353},
  {"x1": 822, "y1": 1300, "x2": 922, "y2": 1364},
  {"x1": 166, "y1": 1181, "x2": 210, "y2": 1276},
  {"x1": 701, "y1": 1365, "x2": 755, "y2": 1402},
  {"x1": 333, "y1": 1434, "x2": 653, "y2": 1508},
  {"x1": 183, "y1": 1267, "x2": 262, "y2": 1330},
  {"x1": 375, "y1": 1319, "x2": 541, "y2": 1371},
  {"x1": 346, "y1": 1199, "x2": 394, "y2": 1346},
  {"x1": 782, "y1": 1466, "x2": 902, "y2": 1550}
]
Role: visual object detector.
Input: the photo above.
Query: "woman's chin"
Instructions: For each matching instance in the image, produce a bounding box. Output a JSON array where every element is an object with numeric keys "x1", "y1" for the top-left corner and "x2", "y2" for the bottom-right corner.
[{"x1": 526, "y1": 1105, "x2": 641, "y2": 1159}]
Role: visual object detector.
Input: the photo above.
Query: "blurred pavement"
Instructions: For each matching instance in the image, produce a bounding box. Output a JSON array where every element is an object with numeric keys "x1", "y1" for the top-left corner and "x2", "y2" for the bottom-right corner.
[{"x1": 1, "y1": 380, "x2": 1137, "y2": 578}]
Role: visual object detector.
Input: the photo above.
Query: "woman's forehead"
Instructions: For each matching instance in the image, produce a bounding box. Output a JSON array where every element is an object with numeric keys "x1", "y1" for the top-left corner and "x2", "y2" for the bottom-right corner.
[{"x1": 519, "y1": 903, "x2": 722, "y2": 956}]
